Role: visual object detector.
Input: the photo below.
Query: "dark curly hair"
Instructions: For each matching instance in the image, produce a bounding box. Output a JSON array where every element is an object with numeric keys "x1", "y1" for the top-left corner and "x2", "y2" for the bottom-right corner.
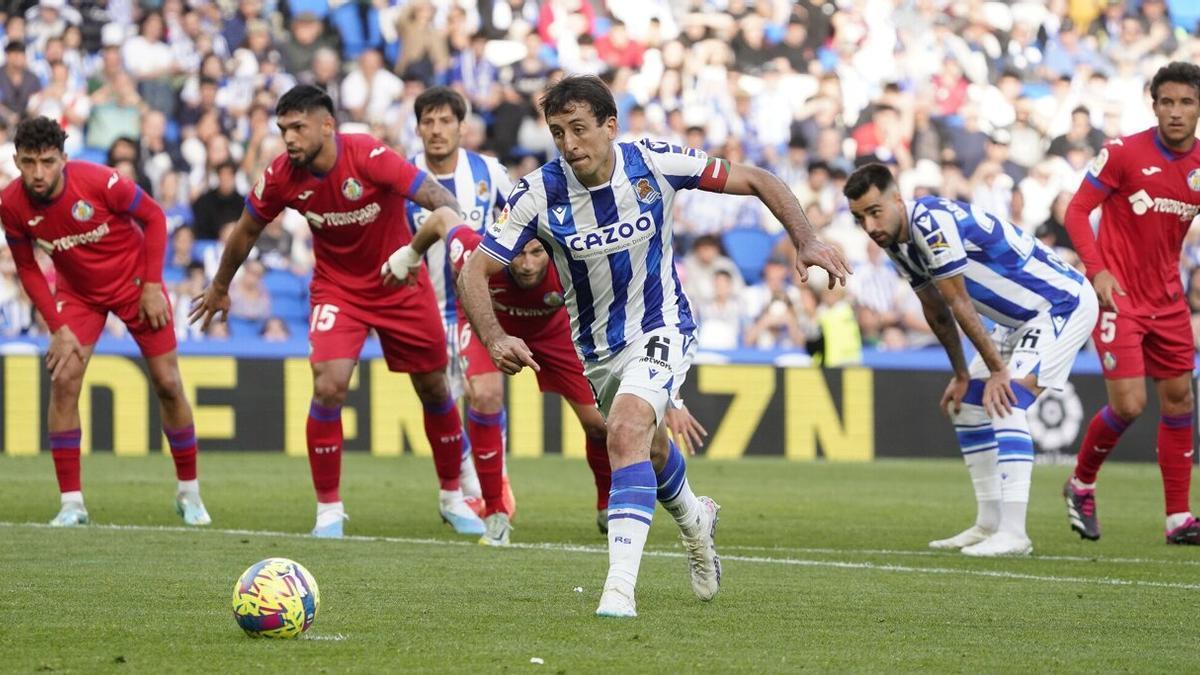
[
  {"x1": 539, "y1": 75, "x2": 618, "y2": 125},
  {"x1": 275, "y1": 84, "x2": 335, "y2": 117},
  {"x1": 13, "y1": 116, "x2": 67, "y2": 154},
  {"x1": 1150, "y1": 62, "x2": 1200, "y2": 102}
]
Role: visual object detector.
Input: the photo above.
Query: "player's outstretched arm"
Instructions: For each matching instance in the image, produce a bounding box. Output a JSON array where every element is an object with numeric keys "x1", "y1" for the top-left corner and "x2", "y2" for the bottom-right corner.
[
  {"x1": 916, "y1": 285, "x2": 971, "y2": 416},
  {"x1": 458, "y1": 249, "x2": 539, "y2": 374},
  {"x1": 719, "y1": 163, "x2": 851, "y2": 288},
  {"x1": 410, "y1": 178, "x2": 465, "y2": 223},
  {"x1": 381, "y1": 203, "x2": 464, "y2": 286},
  {"x1": 932, "y1": 274, "x2": 1016, "y2": 418},
  {"x1": 188, "y1": 210, "x2": 267, "y2": 330}
]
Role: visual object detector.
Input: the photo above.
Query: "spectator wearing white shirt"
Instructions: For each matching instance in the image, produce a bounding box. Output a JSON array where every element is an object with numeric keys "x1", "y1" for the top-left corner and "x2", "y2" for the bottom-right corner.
[
  {"x1": 697, "y1": 270, "x2": 743, "y2": 350},
  {"x1": 341, "y1": 49, "x2": 404, "y2": 124},
  {"x1": 122, "y1": 11, "x2": 178, "y2": 116}
]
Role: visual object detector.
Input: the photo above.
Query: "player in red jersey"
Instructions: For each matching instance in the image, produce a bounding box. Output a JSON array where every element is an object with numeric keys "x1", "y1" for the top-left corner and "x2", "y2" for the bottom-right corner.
[
  {"x1": 1063, "y1": 62, "x2": 1200, "y2": 544},
  {"x1": 450, "y1": 227, "x2": 610, "y2": 544},
  {"x1": 189, "y1": 85, "x2": 482, "y2": 539},
  {"x1": 0, "y1": 117, "x2": 210, "y2": 527},
  {"x1": 386, "y1": 204, "x2": 707, "y2": 545}
]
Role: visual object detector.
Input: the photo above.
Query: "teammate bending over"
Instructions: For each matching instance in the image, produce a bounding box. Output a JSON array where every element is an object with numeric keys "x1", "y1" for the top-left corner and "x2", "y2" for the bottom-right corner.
[
  {"x1": 845, "y1": 163, "x2": 1098, "y2": 557},
  {"x1": 1, "y1": 116, "x2": 210, "y2": 527},
  {"x1": 461, "y1": 75, "x2": 849, "y2": 617}
]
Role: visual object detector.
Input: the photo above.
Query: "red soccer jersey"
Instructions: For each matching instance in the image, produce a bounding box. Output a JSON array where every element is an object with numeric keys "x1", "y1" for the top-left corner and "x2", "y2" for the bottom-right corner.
[
  {"x1": 245, "y1": 133, "x2": 428, "y2": 302},
  {"x1": 447, "y1": 225, "x2": 568, "y2": 337},
  {"x1": 0, "y1": 161, "x2": 150, "y2": 306},
  {"x1": 1082, "y1": 128, "x2": 1200, "y2": 309}
]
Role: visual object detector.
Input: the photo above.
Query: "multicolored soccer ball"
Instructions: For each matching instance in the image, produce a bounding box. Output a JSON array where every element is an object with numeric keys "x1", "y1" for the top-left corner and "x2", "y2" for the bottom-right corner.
[{"x1": 231, "y1": 558, "x2": 320, "y2": 638}]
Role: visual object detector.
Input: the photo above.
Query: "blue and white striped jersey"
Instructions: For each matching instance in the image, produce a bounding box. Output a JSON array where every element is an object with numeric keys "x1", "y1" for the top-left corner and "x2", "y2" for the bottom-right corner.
[
  {"x1": 887, "y1": 197, "x2": 1087, "y2": 328},
  {"x1": 406, "y1": 148, "x2": 512, "y2": 322},
  {"x1": 480, "y1": 139, "x2": 706, "y2": 362}
]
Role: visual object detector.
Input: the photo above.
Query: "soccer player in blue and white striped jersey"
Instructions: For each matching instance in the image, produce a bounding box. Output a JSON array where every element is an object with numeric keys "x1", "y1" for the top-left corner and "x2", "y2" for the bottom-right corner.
[
  {"x1": 406, "y1": 87, "x2": 514, "y2": 533},
  {"x1": 460, "y1": 75, "x2": 850, "y2": 617},
  {"x1": 845, "y1": 163, "x2": 1099, "y2": 557}
]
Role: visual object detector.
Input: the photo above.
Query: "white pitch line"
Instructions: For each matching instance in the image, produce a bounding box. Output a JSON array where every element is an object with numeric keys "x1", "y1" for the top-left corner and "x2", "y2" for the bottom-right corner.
[
  {"x1": 301, "y1": 634, "x2": 348, "y2": 641},
  {"x1": 716, "y1": 544, "x2": 1200, "y2": 567},
  {"x1": 3, "y1": 521, "x2": 1198, "y2": 592}
]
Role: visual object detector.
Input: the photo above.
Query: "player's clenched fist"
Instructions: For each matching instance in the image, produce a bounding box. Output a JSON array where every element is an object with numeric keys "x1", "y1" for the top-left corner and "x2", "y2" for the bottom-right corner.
[
  {"x1": 188, "y1": 285, "x2": 231, "y2": 331},
  {"x1": 486, "y1": 335, "x2": 540, "y2": 375}
]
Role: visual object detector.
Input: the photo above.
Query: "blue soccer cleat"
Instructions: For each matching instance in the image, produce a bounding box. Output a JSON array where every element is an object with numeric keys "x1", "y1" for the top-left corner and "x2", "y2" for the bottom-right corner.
[
  {"x1": 311, "y1": 510, "x2": 347, "y2": 539},
  {"x1": 440, "y1": 494, "x2": 486, "y2": 535}
]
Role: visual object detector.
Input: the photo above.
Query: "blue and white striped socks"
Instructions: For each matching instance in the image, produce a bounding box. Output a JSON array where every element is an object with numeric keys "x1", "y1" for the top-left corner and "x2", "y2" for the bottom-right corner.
[
  {"x1": 605, "y1": 461, "x2": 657, "y2": 598},
  {"x1": 994, "y1": 383, "x2": 1038, "y2": 539},
  {"x1": 953, "y1": 404, "x2": 1001, "y2": 531},
  {"x1": 656, "y1": 440, "x2": 703, "y2": 537}
]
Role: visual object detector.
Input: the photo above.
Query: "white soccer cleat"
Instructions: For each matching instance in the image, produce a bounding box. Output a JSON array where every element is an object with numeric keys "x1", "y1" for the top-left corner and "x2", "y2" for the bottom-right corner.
[
  {"x1": 311, "y1": 509, "x2": 348, "y2": 538},
  {"x1": 960, "y1": 531, "x2": 1033, "y2": 557},
  {"x1": 680, "y1": 496, "x2": 722, "y2": 601},
  {"x1": 49, "y1": 501, "x2": 89, "y2": 527},
  {"x1": 595, "y1": 587, "x2": 637, "y2": 618},
  {"x1": 440, "y1": 494, "x2": 487, "y2": 535},
  {"x1": 928, "y1": 525, "x2": 995, "y2": 550},
  {"x1": 478, "y1": 512, "x2": 512, "y2": 547},
  {"x1": 176, "y1": 492, "x2": 212, "y2": 526}
]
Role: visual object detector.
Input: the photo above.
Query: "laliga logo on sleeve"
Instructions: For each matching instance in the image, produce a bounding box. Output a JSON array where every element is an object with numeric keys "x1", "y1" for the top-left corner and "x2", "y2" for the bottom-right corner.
[
  {"x1": 71, "y1": 200, "x2": 94, "y2": 221},
  {"x1": 342, "y1": 177, "x2": 363, "y2": 200},
  {"x1": 1089, "y1": 148, "x2": 1109, "y2": 176},
  {"x1": 449, "y1": 238, "x2": 465, "y2": 263}
]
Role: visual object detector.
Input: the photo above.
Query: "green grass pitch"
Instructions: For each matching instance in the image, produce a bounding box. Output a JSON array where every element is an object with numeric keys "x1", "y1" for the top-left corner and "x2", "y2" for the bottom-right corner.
[{"x1": 2, "y1": 453, "x2": 1197, "y2": 672}]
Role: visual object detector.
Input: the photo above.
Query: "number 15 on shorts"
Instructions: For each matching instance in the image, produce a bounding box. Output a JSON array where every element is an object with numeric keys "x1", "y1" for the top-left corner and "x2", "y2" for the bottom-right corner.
[{"x1": 311, "y1": 304, "x2": 340, "y2": 332}]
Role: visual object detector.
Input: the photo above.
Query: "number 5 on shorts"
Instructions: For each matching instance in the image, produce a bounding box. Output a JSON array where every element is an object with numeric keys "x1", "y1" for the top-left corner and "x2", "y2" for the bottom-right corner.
[
  {"x1": 311, "y1": 304, "x2": 339, "y2": 332},
  {"x1": 1098, "y1": 312, "x2": 1117, "y2": 343}
]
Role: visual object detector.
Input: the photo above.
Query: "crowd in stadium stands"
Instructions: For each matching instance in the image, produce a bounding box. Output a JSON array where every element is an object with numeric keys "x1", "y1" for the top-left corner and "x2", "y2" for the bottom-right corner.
[{"x1": 1, "y1": 0, "x2": 1200, "y2": 363}]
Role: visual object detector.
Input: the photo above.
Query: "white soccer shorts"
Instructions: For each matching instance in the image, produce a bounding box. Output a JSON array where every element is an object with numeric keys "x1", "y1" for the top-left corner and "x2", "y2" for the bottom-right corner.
[
  {"x1": 584, "y1": 326, "x2": 696, "y2": 423},
  {"x1": 967, "y1": 283, "x2": 1099, "y2": 390}
]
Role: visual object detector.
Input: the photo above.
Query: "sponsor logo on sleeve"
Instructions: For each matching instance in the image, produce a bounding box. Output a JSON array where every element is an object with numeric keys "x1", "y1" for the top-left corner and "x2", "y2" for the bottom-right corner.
[{"x1": 107, "y1": 172, "x2": 119, "y2": 189}]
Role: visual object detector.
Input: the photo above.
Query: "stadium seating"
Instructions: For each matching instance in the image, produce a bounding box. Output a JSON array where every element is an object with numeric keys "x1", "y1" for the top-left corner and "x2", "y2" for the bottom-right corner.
[{"x1": 722, "y1": 229, "x2": 782, "y2": 285}]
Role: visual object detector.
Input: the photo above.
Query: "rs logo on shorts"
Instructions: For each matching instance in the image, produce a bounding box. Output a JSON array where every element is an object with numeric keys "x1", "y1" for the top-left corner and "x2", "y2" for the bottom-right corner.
[{"x1": 566, "y1": 215, "x2": 655, "y2": 259}]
